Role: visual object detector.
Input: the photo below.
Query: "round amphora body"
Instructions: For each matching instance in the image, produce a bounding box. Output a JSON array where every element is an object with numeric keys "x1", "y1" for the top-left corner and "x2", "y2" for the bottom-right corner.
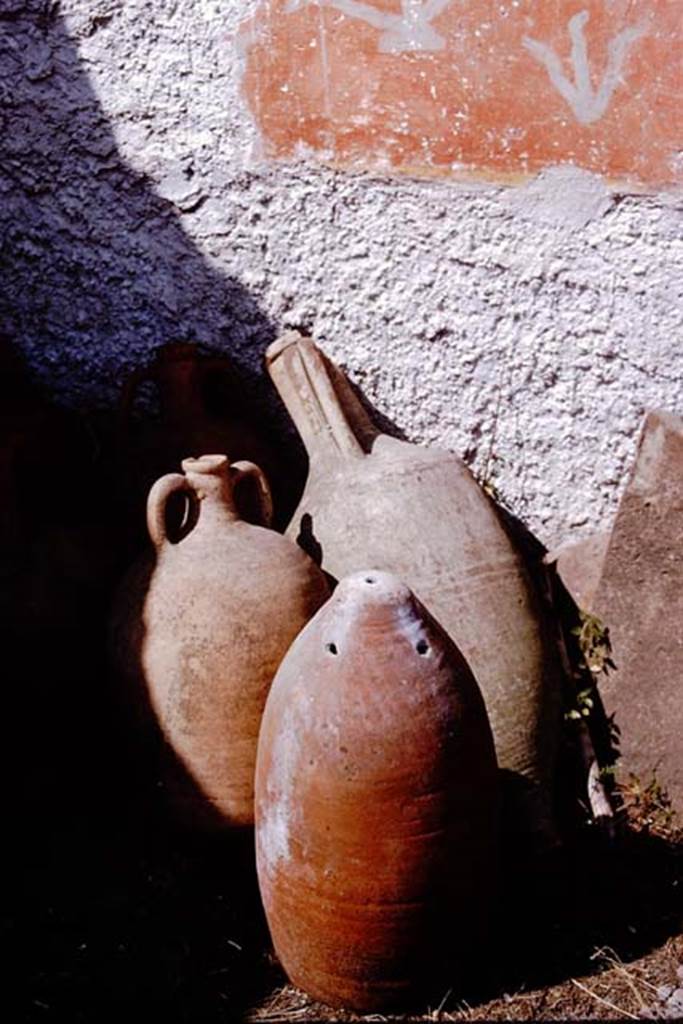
[{"x1": 110, "y1": 454, "x2": 329, "y2": 828}]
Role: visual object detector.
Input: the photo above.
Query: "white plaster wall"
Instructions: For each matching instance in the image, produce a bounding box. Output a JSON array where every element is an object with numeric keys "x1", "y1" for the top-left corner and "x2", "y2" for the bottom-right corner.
[{"x1": 1, "y1": 0, "x2": 682, "y2": 547}]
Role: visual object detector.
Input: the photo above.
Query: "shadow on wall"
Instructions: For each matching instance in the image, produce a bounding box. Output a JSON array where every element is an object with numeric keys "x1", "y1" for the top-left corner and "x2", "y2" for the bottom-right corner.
[{"x1": 0, "y1": 0, "x2": 276, "y2": 409}]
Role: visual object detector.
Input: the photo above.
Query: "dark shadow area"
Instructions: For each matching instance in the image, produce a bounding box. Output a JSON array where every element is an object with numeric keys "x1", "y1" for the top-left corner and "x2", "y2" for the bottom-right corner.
[
  {"x1": 295, "y1": 512, "x2": 324, "y2": 569},
  {"x1": 0, "y1": 4, "x2": 296, "y2": 1020},
  {"x1": 12, "y1": 812, "x2": 273, "y2": 1023},
  {"x1": 480, "y1": 492, "x2": 620, "y2": 843},
  {"x1": 546, "y1": 558, "x2": 621, "y2": 814},
  {"x1": 1, "y1": 354, "x2": 278, "y2": 1020},
  {"x1": 454, "y1": 819, "x2": 683, "y2": 1012},
  {"x1": 1, "y1": 364, "x2": 277, "y2": 1018}
]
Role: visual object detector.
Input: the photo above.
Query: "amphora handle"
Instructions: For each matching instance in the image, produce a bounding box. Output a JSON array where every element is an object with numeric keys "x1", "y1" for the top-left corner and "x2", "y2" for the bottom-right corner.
[
  {"x1": 147, "y1": 455, "x2": 273, "y2": 546},
  {"x1": 230, "y1": 460, "x2": 274, "y2": 528},
  {"x1": 146, "y1": 472, "x2": 193, "y2": 548}
]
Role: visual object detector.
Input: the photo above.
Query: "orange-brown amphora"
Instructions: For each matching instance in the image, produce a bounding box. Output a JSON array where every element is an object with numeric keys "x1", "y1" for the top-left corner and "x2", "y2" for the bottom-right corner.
[
  {"x1": 109, "y1": 454, "x2": 330, "y2": 829},
  {"x1": 267, "y1": 332, "x2": 562, "y2": 849},
  {"x1": 255, "y1": 571, "x2": 499, "y2": 1011}
]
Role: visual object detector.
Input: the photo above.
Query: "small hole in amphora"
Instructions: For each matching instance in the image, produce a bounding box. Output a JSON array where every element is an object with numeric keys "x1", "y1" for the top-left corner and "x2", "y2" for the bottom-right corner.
[
  {"x1": 326, "y1": 642, "x2": 338, "y2": 656},
  {"x1": 364, "y1": 576, "x2": 376, "y2": 584},
  {"x1": 416, "y1": 639, "x2": 429, "y2": 656}
]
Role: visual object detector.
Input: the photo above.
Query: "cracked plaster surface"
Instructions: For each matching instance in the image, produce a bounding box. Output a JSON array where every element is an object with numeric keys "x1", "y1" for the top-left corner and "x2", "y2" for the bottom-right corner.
[{"x1": 1, "y1": 0, "x2": 682, "y2": 547}]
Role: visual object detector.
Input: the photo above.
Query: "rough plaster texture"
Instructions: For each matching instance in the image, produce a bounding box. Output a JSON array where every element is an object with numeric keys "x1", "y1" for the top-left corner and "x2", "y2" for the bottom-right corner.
[{"x1": 1, "y1": 0, "x2": 682, "y2": 547}]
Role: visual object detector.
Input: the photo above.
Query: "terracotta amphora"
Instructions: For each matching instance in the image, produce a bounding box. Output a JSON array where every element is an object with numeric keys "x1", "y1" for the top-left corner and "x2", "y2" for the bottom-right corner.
[
  {"x1": 109, "y1": 453, "x2": 330, "y2": 829},
  {"x1": 267, "y1": 331, "x2": 562, "y2": 850},
  {"x1": 256, "y1": 570, "x2": 499, "y2": 1011},
  {"x1": 118, "y1": 342, "x2": 289, "y2": 532}
]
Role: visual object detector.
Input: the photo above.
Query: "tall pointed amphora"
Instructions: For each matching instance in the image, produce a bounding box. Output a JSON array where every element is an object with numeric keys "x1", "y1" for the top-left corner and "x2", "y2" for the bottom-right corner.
[
  {"x1": 109, "y1": 454, "x2": 329, "y2": 829},
  {"x1": 267, "y1": 332, "x2": 562, "y2": 848},
  {"x1": 256, "y1": 571, "x2": 499, "y2": 1011}
]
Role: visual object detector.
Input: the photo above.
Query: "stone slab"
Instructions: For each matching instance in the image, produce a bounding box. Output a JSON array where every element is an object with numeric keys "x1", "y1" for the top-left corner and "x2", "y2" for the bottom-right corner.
[
  {"x1": 545, "y1": 531, "x2": 610, "y2": 613},
  {"x1": 593, "y1": 410, "x2": 683, "y2": 811}
]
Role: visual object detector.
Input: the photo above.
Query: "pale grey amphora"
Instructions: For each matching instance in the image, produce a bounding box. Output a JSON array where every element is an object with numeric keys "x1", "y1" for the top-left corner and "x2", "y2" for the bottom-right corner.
[{"x1": 267, "y1": 332, "x2": 563, "y2": 850}]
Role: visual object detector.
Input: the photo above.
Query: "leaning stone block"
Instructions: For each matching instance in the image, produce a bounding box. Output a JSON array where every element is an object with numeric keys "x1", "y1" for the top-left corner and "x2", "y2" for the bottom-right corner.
[{"x1": 593, "y1": 410, "x2": 683, "y2": 812}]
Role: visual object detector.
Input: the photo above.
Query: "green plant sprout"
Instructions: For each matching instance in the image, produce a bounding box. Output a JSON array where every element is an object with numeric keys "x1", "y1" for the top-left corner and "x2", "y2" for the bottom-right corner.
[
  {"x1": 564, "y1": 610, "x2": 615, "y2": 723},
  {"x1": 572, "y1": 611, "x2": 616, "y2": 676}
]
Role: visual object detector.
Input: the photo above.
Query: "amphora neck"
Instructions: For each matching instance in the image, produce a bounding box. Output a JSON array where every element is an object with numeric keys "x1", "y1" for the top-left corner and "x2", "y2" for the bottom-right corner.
[
  {"x1": 181, "y1": 454, "x2": 240, "y2": 524},
  {"x1": 266, "y1": 332, "x2": 379, "y2": 462}
]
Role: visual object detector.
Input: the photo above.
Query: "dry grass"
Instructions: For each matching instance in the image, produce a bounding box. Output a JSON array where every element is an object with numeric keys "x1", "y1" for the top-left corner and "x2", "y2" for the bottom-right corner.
[{"x1": 246, "y1": 940, "x2": 683, "y2": 1022}]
